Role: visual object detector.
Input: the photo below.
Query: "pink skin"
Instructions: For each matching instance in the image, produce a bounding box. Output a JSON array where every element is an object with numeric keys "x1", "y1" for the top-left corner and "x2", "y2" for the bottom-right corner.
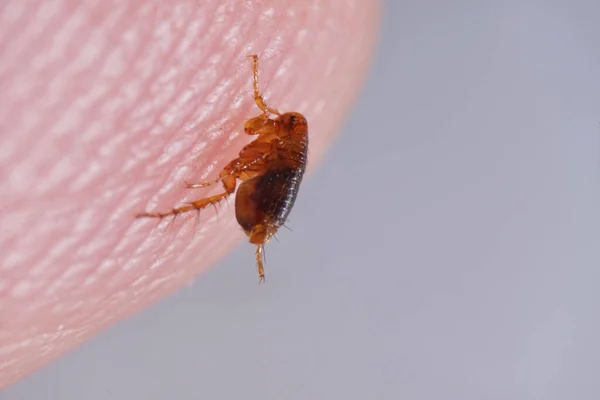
[{"x1": 0, "y1": 0, "x2": 380, "y2": 387}]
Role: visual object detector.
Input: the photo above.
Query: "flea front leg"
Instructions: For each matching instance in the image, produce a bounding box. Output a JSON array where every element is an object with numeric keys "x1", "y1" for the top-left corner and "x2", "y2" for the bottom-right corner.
[{"x1": 247, "y1": 54, "x2": 280, "y2": 117}]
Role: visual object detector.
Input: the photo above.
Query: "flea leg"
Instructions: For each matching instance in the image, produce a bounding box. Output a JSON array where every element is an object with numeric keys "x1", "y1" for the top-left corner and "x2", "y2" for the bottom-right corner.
[
  {"x1": 244, "y1": 115, "x2": 280, "y2": 136},
  {"x1": 184, "y1": 143, "x2": 272, "y2": 188},
  {"x1": 184, "y1": 176, "x2": 221, "y2": 189},
  {"x1": 248, "y1": 54, "x2": 280, "y2": 117},
  {"x1": 256, "y1": 244, "x2": 265, "y2": 283},
  {"x1": 137, "y1": 175, "x2": 236, "y2": 219}
]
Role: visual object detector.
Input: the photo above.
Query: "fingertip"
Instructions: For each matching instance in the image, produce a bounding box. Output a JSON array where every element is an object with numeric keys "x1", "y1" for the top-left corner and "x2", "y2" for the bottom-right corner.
[{"x1": 0, "y1": 0, "x2": 381, "y2": 387}]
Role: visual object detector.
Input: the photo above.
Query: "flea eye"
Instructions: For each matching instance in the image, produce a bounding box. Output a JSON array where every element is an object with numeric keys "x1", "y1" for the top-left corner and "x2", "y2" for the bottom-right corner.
[{"x1": 288, "y1": 115, "x2": 297, "y2": 124}]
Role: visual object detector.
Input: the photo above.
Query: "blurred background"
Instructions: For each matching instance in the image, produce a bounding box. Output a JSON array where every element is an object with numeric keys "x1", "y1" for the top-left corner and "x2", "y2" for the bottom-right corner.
[{"x1": 4, "y1": 1, "x2": 600, "y2": 399}]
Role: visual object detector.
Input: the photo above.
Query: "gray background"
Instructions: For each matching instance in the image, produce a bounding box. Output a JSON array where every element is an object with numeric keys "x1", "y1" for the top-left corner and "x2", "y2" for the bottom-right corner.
[{"x1": 4, "y1": 1, "x2": 600, "y2": 399}]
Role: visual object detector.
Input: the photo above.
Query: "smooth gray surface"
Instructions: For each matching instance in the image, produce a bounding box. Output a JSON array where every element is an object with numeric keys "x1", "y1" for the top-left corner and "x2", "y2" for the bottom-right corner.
[{"x1": 4, "y1": 1, "x2": 600, "y2": 399}]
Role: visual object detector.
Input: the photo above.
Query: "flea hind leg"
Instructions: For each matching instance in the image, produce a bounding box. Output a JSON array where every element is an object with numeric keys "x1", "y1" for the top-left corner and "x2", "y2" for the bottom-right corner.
[{"x1": 256, "y1": 244, "x2": 265, "y2": 283}]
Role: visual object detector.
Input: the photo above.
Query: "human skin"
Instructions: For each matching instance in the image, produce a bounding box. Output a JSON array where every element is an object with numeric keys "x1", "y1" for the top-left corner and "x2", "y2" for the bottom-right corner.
[{"x1": 0, "y1": 0, "x2": 380, "y2": 387}]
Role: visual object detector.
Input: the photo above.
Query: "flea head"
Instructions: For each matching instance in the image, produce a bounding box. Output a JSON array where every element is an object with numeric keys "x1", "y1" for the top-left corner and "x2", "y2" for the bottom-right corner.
[{"x1": 280, "y1": 112, "x2": 308, "y2": 137}]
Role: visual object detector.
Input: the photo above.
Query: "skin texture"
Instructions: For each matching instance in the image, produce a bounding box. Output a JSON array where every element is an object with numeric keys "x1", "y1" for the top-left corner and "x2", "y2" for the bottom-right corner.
[{"x1": 0, "y1": 0, "x2": 380, "y2": 388}]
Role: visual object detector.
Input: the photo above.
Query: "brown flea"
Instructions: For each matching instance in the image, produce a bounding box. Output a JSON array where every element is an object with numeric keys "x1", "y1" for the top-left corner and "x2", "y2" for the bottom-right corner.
[{"x1": 137, "y1": 55, "x2": 308, "y2": 283}]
